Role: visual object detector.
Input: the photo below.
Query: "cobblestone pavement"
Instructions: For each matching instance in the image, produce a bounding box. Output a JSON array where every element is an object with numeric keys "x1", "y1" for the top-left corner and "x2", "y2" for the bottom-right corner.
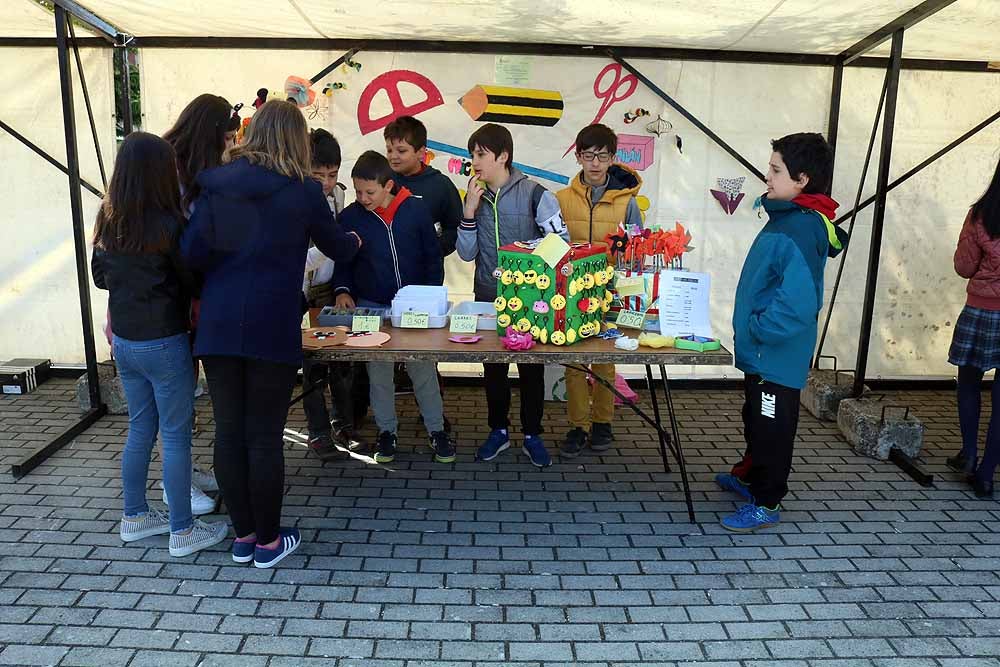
[{"x1": 1, "y1": 377, "x2": 998, "y2": 667}]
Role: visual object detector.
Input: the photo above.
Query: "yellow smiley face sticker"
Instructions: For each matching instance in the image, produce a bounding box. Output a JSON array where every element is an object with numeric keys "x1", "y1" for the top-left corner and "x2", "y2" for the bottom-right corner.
[
  {"x1": 566, "y1": 328, "x2": 577, "y2": 344},
  {"x1": 568, "y1": 279, "x2": 578, "y2": 296},
  {"x1": 523, "y1": 270, "x2": 538, "y2": 284},
  {"x1": 594, "y1": 269, "x2": 607, "y2": 287},
  {"x1": 586, "y1": 298, "x2": 600, "y2": 314},
  {"x1": 513, "y1": 270, "x2": 525, "y2": 285},
  {"x1": 507, "y1": 296, "x2": 523, "y2": 312},
  {"x1": 501, "y1": 270, "x2": 514, "y2": 285},
  {"x1": 497, "y1": 313, "x2": 511, "y2": 327},
  {"x1": 515, "y1": 318, "x2": 531, "y2": 332},
  {"x1": 530, "y1": 325, "x2": 541, "y2": 339},
  {"x1": 535, "y1": 274, "x2": 551, "y2": 290},
  {"x1": 604, "y1": 289, "x2": 614, "y2": 304},
  {"x1": 551, "y1": 330, "x2": 566, "y2": 346},
  {"x1": 539, "y1": 328, "x2": 549, "y2": 344},
  {"x1": 551, "y1": 294, "x2": 566, "y2": 311},
  {"x1": 494, "y1": 296, "x2": 507, "y2": 311},
  {"x1": 580, "y1": 321, "x2": 596, "y2": 337},
  {"x1": 583, "y1": 273, "x2": 595, "y2": 289},
  {"x1": 601, "y1": 300, "x2": 611, "y2": 313}
]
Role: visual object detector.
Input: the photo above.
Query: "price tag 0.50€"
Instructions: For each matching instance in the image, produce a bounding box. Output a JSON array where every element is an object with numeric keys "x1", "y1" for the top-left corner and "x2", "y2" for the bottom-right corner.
[
  {"x1": 400, "y1": 311, "x2": 430, "y2": 329},
  {"x1": 450, "y1": 314, "x2": 478, "y2": 333},
  {"x1": 615, "y1": 309, "x2": 647, "y2": 330}
]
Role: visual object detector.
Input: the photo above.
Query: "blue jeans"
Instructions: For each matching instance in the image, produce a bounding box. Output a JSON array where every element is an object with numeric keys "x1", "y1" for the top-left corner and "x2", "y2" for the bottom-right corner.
[{"x1": 113, "y1": 332, "x2": 194, "y2": 532}]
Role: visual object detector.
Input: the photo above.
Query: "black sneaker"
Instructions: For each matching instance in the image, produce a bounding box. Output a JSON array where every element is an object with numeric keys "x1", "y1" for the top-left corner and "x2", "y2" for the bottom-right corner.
[
  {"x1": 590, "y1": 422, "x2": 614, "y2": 451},
  {"x1": 308, "y1": 434, "x2": 349, "y2": 462},
  {"x1": 430, "y1": 431, "x2": 456, "y2": 463},
  {"x1": 946, "y1": 452, "x2": 977, "y2": 477},
  {"x1": 561, "y1": 427, "x2": 587, "y2": 459},
  {"x1": 973, "y1": 476, "x2": 994, "y2": 499},
  {"x1": 375, "y1": 432, "x2": 397, "y2": 464}
]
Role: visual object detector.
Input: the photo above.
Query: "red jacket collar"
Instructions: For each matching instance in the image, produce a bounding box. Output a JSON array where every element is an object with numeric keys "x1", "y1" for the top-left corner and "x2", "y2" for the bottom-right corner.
[
  {"x1": 792, "y1": 193, "x2": 839, "y2": 220},
  {"x1": 374, "y1": 187, "x2": 411, "y2": 224}
]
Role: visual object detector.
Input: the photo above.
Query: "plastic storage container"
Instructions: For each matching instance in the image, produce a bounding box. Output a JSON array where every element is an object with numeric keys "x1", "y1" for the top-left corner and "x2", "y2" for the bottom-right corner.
[
  {"x1": 451, "y1": 301, "x2": 499, "y2": 331},
  {"x1": 390, "y1": 302, "x2": 452, "y2": 328},
  {"x1": 317, "y1": 306, "x2": 389, "y2": 327}
]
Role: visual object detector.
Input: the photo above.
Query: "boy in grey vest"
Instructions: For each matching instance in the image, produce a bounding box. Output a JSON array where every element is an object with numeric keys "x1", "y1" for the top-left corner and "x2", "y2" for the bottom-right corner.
[{"x1": 457, "y1": 123, "x2": 568, "y2": 467}]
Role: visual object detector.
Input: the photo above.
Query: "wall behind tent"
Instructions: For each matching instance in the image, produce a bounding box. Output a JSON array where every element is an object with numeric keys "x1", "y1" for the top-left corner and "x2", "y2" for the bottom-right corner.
[
  {"x1": 139, "y1": 47, "x2": 1000, "y2": 378},
  {"x1": 1, "y1": 47, "x2": 115, "y2": 365}
]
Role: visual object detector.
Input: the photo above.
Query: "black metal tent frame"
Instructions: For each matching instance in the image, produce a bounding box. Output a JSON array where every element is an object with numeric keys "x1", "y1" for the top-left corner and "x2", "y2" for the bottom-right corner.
[{"x1": 4, "y1": 0, "x2": 999, "y2": 478}]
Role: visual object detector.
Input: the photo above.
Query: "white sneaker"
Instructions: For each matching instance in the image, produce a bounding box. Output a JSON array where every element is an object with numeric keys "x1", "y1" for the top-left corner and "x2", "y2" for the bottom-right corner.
[
  {"x1": 191, "y1": 466, "x2": 219, "y2": 492},
  {"x1": 168, "y1": 519, "x2": 228, "y2": 557},
  {"x1": 120, "y1": 508, "x2": 171, "y2": 542},
  {"x1": 160, "y1": 482, "x2": 217, "y2": 515}
]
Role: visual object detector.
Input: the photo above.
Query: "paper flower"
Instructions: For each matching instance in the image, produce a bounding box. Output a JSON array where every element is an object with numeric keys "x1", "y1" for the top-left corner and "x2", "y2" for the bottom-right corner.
[{"x1": 501, "y1": 326, "x2": 535, "y2": 350}]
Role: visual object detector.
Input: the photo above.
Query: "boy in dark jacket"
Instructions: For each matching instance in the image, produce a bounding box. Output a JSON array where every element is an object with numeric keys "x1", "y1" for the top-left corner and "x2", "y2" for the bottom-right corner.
[
  {"x1": 384, "y1": 115, "x2": 463, "y2": 258},
  {"x1": 716, "y1": 132, "x2": 848, "y2": 532},
  {"x1": 333, "y1": 151, "x2": 452, "y2": 465}
]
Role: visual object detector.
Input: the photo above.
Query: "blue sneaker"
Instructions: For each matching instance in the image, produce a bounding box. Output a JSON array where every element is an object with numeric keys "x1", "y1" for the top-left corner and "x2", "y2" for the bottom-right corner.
[
  {"x1": 232, "y1": 538, "x2": 256, "y2": 564},
  {"x1": 522, "y1": 435, "x2": 552, "y2": 468},
  {"x1": 721, "y1": 503, "x2": 780, "y2": 533},
  {"x1": 715, "y1": 473, "x2": 753, "y2": 502},
  {"x1": 253, "y1": 527, "x2": 301, "y2": 569},
  {"x1": 477, "y1": 429, "x2": 510, "y2": 462}
]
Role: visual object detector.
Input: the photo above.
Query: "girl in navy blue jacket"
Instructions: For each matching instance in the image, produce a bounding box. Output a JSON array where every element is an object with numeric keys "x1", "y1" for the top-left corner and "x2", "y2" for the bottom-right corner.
[{"x1": 181, "y1": 101, "x2": 360, "y2": 568}]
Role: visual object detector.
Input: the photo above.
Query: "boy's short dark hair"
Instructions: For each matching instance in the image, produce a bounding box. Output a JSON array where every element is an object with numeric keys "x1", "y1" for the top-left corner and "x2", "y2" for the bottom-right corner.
[
  {"x1": 467, "y1": 123, "x2": 513, "y2": 170},
  {"x1": 575, "y1": 123, "x2": 617, "y2": 154},
  {"x1": 383, "y1": 116, "x2": 427, "y2": 150},
  {"x1": 771, "y1": 132, "x2": 833, "y2": 195},
  {"x1": 310, "y1": 128, "x2": 342, "y2": 167},
  {"x1": 351, "y1": 150, "x2": 394, "y2": 185}
]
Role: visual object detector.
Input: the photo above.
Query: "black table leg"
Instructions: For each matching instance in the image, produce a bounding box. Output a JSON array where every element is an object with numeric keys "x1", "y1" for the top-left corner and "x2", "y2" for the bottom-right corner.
[
  {"x1": 657, "y1": 364, "x2": 695, "y2": 523},
  {"x1": 644, "y1": 365, "x2": 671, "y2": 474}
]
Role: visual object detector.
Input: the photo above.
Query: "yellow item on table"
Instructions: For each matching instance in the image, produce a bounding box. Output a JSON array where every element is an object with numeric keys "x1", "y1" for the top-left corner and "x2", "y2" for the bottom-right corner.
[{"x1": 638, "y1": 333, "x2": 675, "y2": 348}]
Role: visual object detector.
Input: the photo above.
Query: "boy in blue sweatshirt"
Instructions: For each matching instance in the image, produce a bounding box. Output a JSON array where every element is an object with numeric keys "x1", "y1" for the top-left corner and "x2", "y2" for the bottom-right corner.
[
  {"x1": 716, "y1": 132, "x2": 847, "y2": 532},
  {"x1": 333, "y1": 151, "x2": 452, "y2": 465}
]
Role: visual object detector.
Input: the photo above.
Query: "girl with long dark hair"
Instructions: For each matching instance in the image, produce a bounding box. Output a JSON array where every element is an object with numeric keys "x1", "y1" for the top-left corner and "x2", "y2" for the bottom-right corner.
[
  {"x1": 948, "y1": 154, "x2": 1000, "y2": 499},
  {"x1": 92, "y1": 132, "x2": 228, "y2": 556}
]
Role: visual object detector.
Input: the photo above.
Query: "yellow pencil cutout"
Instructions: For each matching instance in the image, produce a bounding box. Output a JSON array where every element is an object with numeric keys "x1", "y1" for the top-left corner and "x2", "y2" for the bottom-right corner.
[{"x1": 459, "y1": 85, "x2": 564, "y2": 126}]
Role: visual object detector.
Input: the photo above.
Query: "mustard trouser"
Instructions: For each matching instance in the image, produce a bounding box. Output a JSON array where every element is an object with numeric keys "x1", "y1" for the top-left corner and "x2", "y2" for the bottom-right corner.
[{"x1": 566, "y1": 363, "x2": 616, "y2": 428}]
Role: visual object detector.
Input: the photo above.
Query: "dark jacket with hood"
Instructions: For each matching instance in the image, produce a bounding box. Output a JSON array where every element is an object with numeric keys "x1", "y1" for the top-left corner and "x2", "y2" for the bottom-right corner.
[
  {"x1": 92, "y1": 213, "x2": 197, "y2": 341},
  {"x1": 732, "y1": 193, "x2": 848, "y2": 389},
  {"x1": 180, "y1": 158, "x2": 360, "y2": 366},
  {"x1": 333, "y1": 187, "x2": 443, "y2": 306},
  {"x1": 391, "y1": 164, "x2": 463, "y2": 258}
]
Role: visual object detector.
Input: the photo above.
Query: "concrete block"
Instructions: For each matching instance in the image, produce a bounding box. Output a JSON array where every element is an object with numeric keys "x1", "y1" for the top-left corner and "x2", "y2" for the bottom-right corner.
[
  {"x1": 837, "y1": 397, "x2": 925, "y2": 460},
  {"x1": 801, "y1": 369, "x2": 866, "y2": 421},
  {"x1": 76, "y1": 361, "x2": 127, "y2": 414}
]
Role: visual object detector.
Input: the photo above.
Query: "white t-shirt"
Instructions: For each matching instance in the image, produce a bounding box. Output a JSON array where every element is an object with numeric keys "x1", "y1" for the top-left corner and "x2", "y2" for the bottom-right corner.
[{"x1": 303, "y1": 186, "x2": 345, "y2": 296}]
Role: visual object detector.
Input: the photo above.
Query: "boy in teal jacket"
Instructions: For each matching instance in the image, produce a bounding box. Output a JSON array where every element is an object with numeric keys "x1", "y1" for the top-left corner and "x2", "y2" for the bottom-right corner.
[{"x1": 717, "y1": 132, "x2": 848, "y2": 532}]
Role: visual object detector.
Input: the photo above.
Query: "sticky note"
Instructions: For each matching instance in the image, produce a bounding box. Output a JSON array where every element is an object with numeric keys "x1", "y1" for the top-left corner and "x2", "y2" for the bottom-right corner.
[
  {"x1": 352, "y1": 315, "x2": 381, "y2": 333},
  {"x1": 401, "y1": 312, "x2": 430, "y2": 328},
  {"x1": 532, "y1": 233, "x2": 571, "y2": 269},
  {"x1": 616, "y1": 309, "x2": 646, "y2": 330},
  {"x1": 450, "y1": 314, "x2": 478, "y2": 333},
  {"x1": 615, "y1": 275, "x2": 645, "y2": 297}
]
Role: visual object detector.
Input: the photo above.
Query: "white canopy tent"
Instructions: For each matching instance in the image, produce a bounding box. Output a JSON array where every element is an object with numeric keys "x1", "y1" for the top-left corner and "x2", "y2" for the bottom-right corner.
[{"x1": 2, "y1": 0, "x2": 998, "y2": 475}]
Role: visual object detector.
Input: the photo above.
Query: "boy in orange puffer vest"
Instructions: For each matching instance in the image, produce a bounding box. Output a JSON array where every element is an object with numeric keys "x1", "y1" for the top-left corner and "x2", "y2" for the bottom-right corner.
[{"x1": 554, "y1": 123, "x2": 643, "y2": 457}]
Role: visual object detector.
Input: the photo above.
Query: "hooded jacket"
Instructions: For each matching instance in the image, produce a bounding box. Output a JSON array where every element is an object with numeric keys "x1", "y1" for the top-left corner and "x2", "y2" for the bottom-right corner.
[
  {"x1": 180, "y1": 158, "x2": 360, "y2": 366},
  {"x1": 391, "y1": 164, "x2": 463, "y2": 258},
  {"x1": 333, "y1": 187, "x2": 443, "y2": 306},
  {"x1": 456, "y1": 168, "x2": 568, "y2": 300},
  {"x1": 732, "y1": 194, "x2": 847, "y2": 389},
  {"x1": 954, "y1": 209, "x2": 1000, "y2": 310},
  {"x1": 556, "y1": 164, "x2": 643, "y2": 243}
]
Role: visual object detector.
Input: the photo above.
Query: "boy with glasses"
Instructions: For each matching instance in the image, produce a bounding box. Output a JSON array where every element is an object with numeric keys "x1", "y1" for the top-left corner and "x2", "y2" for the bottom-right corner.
[{"x1": 555, "y1": 124, "x2": 643, "y2": 457}]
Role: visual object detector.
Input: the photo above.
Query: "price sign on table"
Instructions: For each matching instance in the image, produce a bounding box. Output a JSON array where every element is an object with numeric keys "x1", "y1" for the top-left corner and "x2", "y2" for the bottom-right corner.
[
  {"x1": 401, "y1": 312, "x2": 430, "y2": 328},
  {"x1": 351, "y1": 315, "x2": 381, "y2": 333},
  {"x1": 615, "y1": 309, "x2": 646, "y2": 330},
  {"x1": 450, "y1": 314, "x2": 478, "y2": 333}
]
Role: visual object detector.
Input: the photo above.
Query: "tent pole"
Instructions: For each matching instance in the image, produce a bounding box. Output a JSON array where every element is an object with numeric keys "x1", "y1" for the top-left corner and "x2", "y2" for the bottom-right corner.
[
  {"x1": 56, "y1": 4, "x2": 104, "y2": 419},
  {"x1": 826, "y1": 61, "x2": 844, "y2": 178},
  {"x1": 0, "y1": 119, "x2": 103, "y2": 197},
  {"x1": 115, "y1": 34, "x2": 134, "y2": 136},
  {"x1": 68, "y1": 20, "x2": 107, "y2": 188},
  {"x1": 853, "y1": 29, "x2": 904, "y2": 397}
]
